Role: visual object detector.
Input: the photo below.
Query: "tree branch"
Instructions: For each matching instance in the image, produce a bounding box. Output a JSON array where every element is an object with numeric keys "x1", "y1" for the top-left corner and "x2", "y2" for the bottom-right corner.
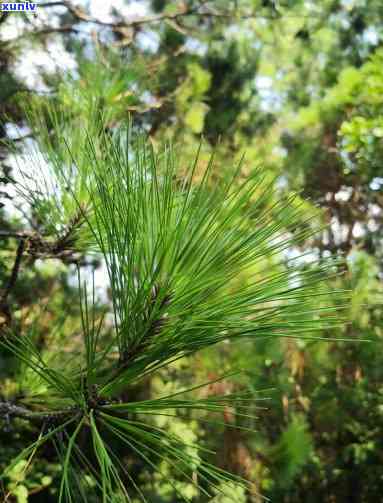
[
  {"x1": 0, "y1": 208, "x2": 85, "y2": 264},
  {"x1": 1, "y1": 1, "x2": 274, "y2": 48},
  {"x1": 37, "y1": 1, "x2": 265, "y2": 31},
  {"x1": 0, "y1": 400, "x2": 78, "y2": 427},
  {"x1": 0, "y1": 238, "x2": 25, "y2": 306},
  {"x1": 3, "y1": 24, "x2": 80, "y2": 46},
  {"x1": 0, "y1": 230, "x2": 30, "y2": 240},
  {"x1": 0, "y1": 11, "x2": 10, "y2": 26}
]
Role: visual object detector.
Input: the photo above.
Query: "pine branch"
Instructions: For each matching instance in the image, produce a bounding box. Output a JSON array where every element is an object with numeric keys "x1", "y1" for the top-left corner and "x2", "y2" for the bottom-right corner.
[
  {"x1": 0, "y1": 400, "x2": 78, "y2": 426},
  {"x1": 0, "y1": 123, "x2": 346, "y2": 499}
]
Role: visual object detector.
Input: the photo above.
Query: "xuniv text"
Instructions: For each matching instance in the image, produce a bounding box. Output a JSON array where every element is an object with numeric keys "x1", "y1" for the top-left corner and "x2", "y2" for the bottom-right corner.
[{"x1": 1, "y1": 2, "x2": 37, "y2": 11}]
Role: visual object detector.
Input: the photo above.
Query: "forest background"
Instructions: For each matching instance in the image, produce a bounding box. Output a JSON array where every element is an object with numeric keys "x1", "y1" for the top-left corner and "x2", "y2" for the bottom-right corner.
[{"x1": 0, "y1": 0, "x2": 382, "y2": 502}]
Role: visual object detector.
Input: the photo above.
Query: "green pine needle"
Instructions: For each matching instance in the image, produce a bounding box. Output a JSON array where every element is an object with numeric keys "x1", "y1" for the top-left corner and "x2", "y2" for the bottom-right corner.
[{"x1": 1, "y1": 119, "x2": 348, "y2": 501}]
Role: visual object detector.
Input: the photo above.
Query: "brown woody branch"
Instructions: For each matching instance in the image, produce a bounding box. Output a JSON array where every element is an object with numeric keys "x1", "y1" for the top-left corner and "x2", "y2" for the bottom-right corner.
[
  {"x1": 2, "y1": 1, "x2": 277, "y2": 48},
  {"x1": 0, "y1": 238, "x2": 25, "y2": 306},
  {"x1": 36, "y1": 1, "x2": 269, "y2": 31},
  {"x1": 3, "y1": 24, "x2": 80, "y2": 46},
  {"x1": 38, "y1": 1, "x2": 225, "y2": 27},
  {"x1": 0, "y1": 399, "x2": 83, "y2": 432},
  {"x1": 0, "y1": 212, "x2": 85, "y2": 326},
  {"x1": 0, "y1": 230, "x2": 30, "y2": 240},
  {"x1": 27, "y1": 24, "x2": 80, "y2": 36},
  {"x1": 0, "y1": 400, "x2": 73, "y2": 421},
  {"x1": 0, "y1": 208, "x2": 85, "y2": 260},
  {"x1": 0, "y1": 11, "x2": 10, "y2": 26}
]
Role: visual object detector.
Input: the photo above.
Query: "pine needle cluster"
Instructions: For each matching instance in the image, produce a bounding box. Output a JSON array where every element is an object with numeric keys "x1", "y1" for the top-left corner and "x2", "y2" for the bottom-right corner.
[{"x1": 0, "y1": 117, "x2": 345, "y2": 501}]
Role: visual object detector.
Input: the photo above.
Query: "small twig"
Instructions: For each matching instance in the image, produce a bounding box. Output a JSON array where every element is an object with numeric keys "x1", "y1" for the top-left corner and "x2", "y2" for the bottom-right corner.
[
  {"x1": 8, "y1": 133, "x2": 34, "y2": 143},
  {"x1": 1, "y1": 238, "x2": 25, "y2": 306},
  {"x1": 0, "y1": 230, "x2": 30, "y2": 240},
  {"x1": 0, "y1": 209, "x2": 85, "y2": 264},
  {"x1": 0, "y1": 11, "x2": 9, "y2": 26},
  {"x1": 4, "y1": 24, "x2": 80, "y2": 46},
  {"x1": 1, "y1": 1, "x2": 281, "y2": 50},
  {"x1": 37, "y1": 1, "x2": 271, "y2": 31},
  {"x1": 0, "y1": 400, "x2": 78, "y2": 425}
]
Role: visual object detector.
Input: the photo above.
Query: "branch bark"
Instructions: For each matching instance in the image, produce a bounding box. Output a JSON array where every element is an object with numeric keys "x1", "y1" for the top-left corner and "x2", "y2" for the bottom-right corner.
[
  {"x1": 0, "y1": 238, "x2": 25, "y2": 306},
  {"x1": 0, "y1": 400, "x2": 78, "y2": 427},
  {"x1": 36, "y1": 1, "x2": 265, "y2": 31}
]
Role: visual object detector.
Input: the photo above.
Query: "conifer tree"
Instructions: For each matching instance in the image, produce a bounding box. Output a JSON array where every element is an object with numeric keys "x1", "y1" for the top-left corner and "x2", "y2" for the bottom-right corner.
[{"x1": 0, "y1": 89, "x2": 344, "y2": 501}]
